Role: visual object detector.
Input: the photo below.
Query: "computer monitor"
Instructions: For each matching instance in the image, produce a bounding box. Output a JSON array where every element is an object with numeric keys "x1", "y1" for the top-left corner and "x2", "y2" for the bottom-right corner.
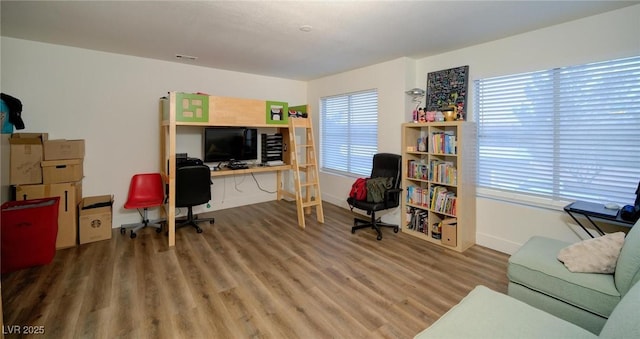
[{"x1": 203, "y1": 127, "x2": 257, "y2": 163}]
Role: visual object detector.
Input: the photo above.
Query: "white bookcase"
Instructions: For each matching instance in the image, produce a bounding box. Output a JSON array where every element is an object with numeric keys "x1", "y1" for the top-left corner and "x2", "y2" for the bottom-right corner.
[{"x1": 401, "y1": 121, "x2": 477, "y2": 252}]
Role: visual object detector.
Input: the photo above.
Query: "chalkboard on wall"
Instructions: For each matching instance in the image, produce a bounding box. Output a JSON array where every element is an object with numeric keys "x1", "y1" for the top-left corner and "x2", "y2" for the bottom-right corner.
[{"x1": 426, "y1": 65, "x2": 469, "y2": 120}]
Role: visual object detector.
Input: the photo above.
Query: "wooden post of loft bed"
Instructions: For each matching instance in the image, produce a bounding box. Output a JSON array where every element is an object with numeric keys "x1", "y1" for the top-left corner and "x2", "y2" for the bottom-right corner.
[
  {"x1": 161, "y1": 92, "x2": 320, "y2": 248},
  {"x1": 166, "y1": 92, "x2": 177, "y2": 247}
]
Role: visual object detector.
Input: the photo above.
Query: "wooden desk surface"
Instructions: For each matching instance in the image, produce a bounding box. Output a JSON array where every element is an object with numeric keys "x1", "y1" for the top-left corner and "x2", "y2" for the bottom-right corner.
[{"x1": 210, "y1": 164, "x2": 291, "y2": 177}]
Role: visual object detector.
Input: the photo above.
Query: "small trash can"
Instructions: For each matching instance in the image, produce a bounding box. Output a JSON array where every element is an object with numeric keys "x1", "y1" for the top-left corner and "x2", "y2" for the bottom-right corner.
[{"x1": 1, "y1": 197, "x2": 60, "y2": 274}]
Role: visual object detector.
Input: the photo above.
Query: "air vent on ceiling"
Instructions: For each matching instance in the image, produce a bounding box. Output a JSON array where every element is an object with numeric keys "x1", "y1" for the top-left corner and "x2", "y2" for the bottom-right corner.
[{"x1": 175, "y1": 54, "x2": 197, "y2": 61}]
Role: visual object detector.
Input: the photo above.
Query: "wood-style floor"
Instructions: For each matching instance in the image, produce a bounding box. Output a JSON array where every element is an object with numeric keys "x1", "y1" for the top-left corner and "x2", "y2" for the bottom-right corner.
[{"x1": 2, "y1": 201, "x2": 509, "y2": 338}]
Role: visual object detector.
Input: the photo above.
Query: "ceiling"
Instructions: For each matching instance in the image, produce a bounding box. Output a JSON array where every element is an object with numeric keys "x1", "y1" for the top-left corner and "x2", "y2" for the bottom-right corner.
[{"x1": 2, "y1": 1, "x2": 638, "y2": 81}]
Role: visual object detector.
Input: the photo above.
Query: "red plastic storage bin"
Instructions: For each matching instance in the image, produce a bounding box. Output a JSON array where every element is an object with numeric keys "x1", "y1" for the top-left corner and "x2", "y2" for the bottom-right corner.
[{"x1": 1, "y1": 197, "x2": 60, "y2": 274}]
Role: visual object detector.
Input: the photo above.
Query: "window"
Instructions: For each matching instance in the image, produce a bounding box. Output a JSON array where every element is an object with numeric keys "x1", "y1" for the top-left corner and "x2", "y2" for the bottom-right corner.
[
  {"x1": 320, "y1": 89, "x2": 378, "y2": 177},
  {"x1": 475, "y1": 56, "x2": 640, "y2": 206}
]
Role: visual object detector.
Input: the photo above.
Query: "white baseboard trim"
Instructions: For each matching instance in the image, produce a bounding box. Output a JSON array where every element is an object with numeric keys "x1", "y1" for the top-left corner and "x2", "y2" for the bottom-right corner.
[{"x1": 476, "y1": 232, "x2": 522, "y2": 255}]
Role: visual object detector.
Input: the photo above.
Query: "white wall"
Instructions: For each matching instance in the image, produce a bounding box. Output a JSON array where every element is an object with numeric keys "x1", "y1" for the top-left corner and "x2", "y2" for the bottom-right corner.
[
  {"x1": 413, "y1": 5, "x2": 640, "y2": 253},
  {"x1": 307, "y1": 57, "x2": 416, "y2": 224},
  {"x1": 0, "y1": 37, "x2": 306, "y2": 227},
  {"x1": 2, "y1": 4, "x2": 638, "y2": 254},
  {"x1": 308, "y1": 5, "x2": 640, "y2": 254}
]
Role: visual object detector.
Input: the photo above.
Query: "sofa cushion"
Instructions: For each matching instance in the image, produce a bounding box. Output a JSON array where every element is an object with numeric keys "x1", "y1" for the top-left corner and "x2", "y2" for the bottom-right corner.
[
  {"x1": 599, "y1": 280, "x2": 640, "y2": 338},
  {"x1": 414, "y1": 285, "x2": 595, "y2": 339},
  {"x1": 508, "y1": 236, "x2": 620, "y2": 318},
  {"x1": 614, "y1": 219, "x2": 640, "y2": 296},
  {"x1": 508, "y1": 282, "x2": 607, "y2": 334},
  {"x1": 557, "y1": 232, "x2": 625, "y2": 273}
]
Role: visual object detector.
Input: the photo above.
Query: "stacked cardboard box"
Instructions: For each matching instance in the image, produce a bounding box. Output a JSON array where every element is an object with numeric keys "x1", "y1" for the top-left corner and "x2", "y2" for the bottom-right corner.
[
  {"x1": 42, "y1": 139, "x2": 85, "y2": 184},
  {"x1": 11, "y1": 136, "x2": 86, "y2": 249},
  {"x1": 14, "y1": 183, "x2": 82, "y2": 249},
  {"x1": 44, "y1": 139, "x2": 113, "y2": 244},
  {"x1": 9, "y1": 133, "x2": 48, "y2": 185}
]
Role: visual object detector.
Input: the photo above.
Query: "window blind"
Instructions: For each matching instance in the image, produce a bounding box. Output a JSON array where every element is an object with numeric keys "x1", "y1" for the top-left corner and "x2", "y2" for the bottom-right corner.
[
  {"x1": 320, "y1": 89, "x2": 378, "y2": 177},
  {"x1": 475, "y1": 56, "x2": 640, "y2": 206}
]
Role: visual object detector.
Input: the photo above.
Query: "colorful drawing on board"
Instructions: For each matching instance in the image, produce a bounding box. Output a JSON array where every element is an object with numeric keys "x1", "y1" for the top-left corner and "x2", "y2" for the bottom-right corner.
[{"x1": 426, "y1": 65, "x2": 469, "y2": 120}]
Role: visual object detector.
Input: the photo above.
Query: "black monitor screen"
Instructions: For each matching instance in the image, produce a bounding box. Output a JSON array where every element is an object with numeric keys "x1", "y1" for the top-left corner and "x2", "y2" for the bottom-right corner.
[{"x1": 203, "y1": 127, "x2": 257, "y2": 162}]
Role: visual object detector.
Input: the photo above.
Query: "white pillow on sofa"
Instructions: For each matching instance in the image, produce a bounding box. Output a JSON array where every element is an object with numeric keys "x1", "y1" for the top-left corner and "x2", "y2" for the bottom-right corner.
[{"x1": 557, "y1": 232, "x2": 625, "y2": 274}]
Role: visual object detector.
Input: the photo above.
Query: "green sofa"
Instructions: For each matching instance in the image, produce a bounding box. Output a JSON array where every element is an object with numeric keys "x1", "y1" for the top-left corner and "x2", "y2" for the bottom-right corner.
[
  {"x1": 414, "y1": 281, "x2": 640, "y2": 338},
  {"x1": 507, "y1": 218, "x2": 640, "y2": 334}
]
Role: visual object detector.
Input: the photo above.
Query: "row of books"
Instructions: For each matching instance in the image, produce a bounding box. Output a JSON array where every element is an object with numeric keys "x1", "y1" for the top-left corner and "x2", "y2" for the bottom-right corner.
[
  {"x1": 431, "y1": 186, "x2": 457, "y2": 215},
  {"x1": 430, "y1": 160, "x2": 457, "y2": 185},
  {"x1": 406, "y1": 185, "x2": 458, "y2": 216},
  {"x1": 406, "y1": 185, "x2": 430, "y2": 207},
  {"x1": 431, "y1": 131, "x2": 457, "y2": 154},
  {"x1": 405, "y1": 207, "x2": 452, "y2": 240},
  {"x1": 407, "y1": 159, "x2": 458, "y2": 185},
  {"x1": 407, "y1": 160, "x2": 428, "y2": 180},
  {"x1": 406, "y1": 207, "x2": 428, "y2": 234}
]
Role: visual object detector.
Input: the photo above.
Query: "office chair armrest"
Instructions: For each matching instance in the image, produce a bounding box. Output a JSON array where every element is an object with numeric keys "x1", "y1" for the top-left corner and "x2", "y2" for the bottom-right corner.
[
  {"x1": 383, "y1": 187, "x2": 403, "y2": 204},
  {"x1": 384, "y1": 188, "x2": 403, "y2": 197}
]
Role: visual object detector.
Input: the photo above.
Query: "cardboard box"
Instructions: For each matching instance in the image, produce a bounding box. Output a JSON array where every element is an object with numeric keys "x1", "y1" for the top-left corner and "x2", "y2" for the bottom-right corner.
[
  {"x1": 441, "y1": 218, "x2": 457, "y2": 247},
  {"x1": 79, "y1": 195, "x2": 113, "y2": 244},
  {"x1": 41, "y1": 159, "x2": 83, "y2": 184},
  {"x1": 44, "y1": 139, "x2": 85, "y2": 160},
  {"x1": 9, "y1": 133, "x2": 48, "y2": 185},
  {"x1": 14, "y1": 181, "x2": 82, "y2": 249}
]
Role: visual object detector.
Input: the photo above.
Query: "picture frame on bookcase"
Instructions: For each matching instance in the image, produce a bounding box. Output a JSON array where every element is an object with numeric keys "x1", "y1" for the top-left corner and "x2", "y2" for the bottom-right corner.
[{"x1": 426, "y1": 65, "x2": 469, "y2": 121}]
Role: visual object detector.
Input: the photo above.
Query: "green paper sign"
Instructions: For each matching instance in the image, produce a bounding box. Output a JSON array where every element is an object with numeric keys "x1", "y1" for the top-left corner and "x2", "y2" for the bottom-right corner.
[{"x1": 266, "y1": 101, "x2": 288, "y2": 125}]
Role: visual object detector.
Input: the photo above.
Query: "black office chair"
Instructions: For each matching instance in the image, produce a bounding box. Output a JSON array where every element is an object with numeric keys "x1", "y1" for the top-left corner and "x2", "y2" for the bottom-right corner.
[
  {"x1": 175, "y1": 164, "x2": 215, "y2": 233},
  {"x1": 348, "y1": 153, "x2": 403, "y2": 240}
]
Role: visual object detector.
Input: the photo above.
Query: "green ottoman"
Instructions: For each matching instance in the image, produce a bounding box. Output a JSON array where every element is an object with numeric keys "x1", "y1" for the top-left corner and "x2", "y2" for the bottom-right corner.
[{"x1": 414, "y1": 285, "x2": 594, "y2": 339}]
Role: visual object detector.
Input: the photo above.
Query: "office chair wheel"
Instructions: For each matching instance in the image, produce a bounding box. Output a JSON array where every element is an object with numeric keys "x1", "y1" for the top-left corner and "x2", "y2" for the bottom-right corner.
[
  {"x1": 130, "y1": 231, "x2": 137, "y2": 239},
  {"x1": 196, "y1": 226, "x2": 203, "y2": 233},
  {"x1": 120, "y1": 228, "x2": 126, "y2": 235},
  {"x1": 351, "y1": 229, "x2": 356, "y2": 234},
  {"x1": 377, "y1": 234, "x2": 383, "y2": 241},
  {"x1": 394, "y1": 226, "x2": 399, "y2": 233},
  {"x1": 209, "y1": 220, "x2": 215, "y2": 224},
  {"x1": 156, "y1": 228, "x2": 163, "y2": 233}
]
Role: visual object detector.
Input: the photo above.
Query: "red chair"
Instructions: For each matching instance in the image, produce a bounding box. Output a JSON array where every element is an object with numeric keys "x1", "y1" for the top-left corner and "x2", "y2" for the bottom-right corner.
[{"x1": 120, "y1": 173, "x2": 165, "y2": 239}]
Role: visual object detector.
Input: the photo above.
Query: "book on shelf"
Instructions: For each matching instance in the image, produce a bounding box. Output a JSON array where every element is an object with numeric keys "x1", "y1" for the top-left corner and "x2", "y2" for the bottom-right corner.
[
  {"x1": 406, "y1": 185, "x2": 430, "y2": 207},
  {"x1": 407, "y1": 160, "x2": 428, "y2": 180},
  {"x1": 406, "y1": 186, "x2": 414, "y2": 205},
  {"x1": 406, "y1": 206, "x2": 428, "y2": 234},
  {"x1": 415, "y1": 208, "x2": 428, "y2": 234},
  {"x1": 430, "y1": 131, "x2": 457, "y2": 154},
  {"x1": 405, "y1": 206, "x2": 413, "y2": 229},
  {"x1": 422, "y1": 188, "x2": 429, "y2": 208},
  {"x1": 429, "y1": 159, "x2": 457, "y2": 185},
  {"x1": 429, "y1": 185, "x2": 457, "y2": 216}
]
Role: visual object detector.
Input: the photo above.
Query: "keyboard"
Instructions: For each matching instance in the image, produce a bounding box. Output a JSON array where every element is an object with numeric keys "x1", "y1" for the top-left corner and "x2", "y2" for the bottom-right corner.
[{"x1": 227, "y1": 161, "x2": 249, "y2": 170}]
